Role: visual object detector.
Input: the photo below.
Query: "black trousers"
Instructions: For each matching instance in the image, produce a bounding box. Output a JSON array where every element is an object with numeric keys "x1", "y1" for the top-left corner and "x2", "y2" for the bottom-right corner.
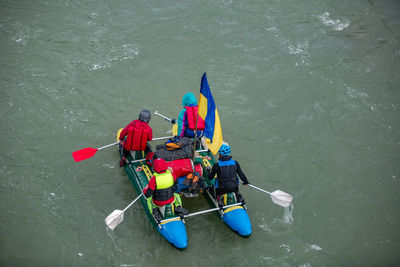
[{"x1": 119, "y1": 143, "x2": 152, "y2": 159}]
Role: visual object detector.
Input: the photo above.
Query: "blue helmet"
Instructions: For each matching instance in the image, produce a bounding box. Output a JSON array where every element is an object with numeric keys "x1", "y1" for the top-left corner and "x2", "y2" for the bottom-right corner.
[{"x1": 218, "y1": 144, "x2": 231, "y2": 156}]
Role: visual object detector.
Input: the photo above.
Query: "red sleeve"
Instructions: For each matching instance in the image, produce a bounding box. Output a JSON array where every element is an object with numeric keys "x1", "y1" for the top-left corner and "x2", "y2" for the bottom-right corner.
[
  {"x1": 171, "y1": 171, "x2": 178, "y2": 182},
  {"x1": 148, "y1": 176, "x2": 156, "y2": 190},
  {"x1": 143, "y1": 176, "x2": 156, "y2": 197},
  {"x1": 119, "y1": 127, "x2": 128, "y2": 141},
  {"x1": 147, "y1": 125, "x2": 153, "y2": 141},
  {"x1": 119, "y1": 120, "x2": 136, "y2": 141}
]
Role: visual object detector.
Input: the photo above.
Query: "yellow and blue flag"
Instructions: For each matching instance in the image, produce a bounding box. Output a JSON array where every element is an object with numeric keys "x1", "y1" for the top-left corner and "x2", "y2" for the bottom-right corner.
[{"x1": 198, "y1": 73, "x2": 223, "y2": 155}]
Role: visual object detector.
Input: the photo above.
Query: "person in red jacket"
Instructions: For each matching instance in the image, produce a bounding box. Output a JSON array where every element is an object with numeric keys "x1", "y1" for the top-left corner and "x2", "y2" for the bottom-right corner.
[
  {"x1": 143, "y1": 158, "x2": 186, "y2": 222},
  {"x1": 119, "y1": 109, "x2": 153, "y2": 166}
]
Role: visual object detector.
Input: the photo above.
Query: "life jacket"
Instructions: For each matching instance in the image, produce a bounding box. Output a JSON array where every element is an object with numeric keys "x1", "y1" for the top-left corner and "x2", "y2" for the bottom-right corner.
[
  {"x1": 185, "y1": 106, "x2": 205, "y2": 131},
  {"x1": 124, "y1": 126, "x2": 148, "y2": 151},
  {"x1": 215, "y1": 159, "x2": 238, "y2": 192},
  {"x1": 153, "y1": 170, "x2": 175, "y2": 202}
]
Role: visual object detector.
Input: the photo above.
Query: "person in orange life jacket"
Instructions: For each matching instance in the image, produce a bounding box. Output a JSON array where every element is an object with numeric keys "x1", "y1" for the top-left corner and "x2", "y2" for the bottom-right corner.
[
  {"x1": 119, "y1": 109, "x2": 153, "y2": 167},
  {"x1": 207, "y1": 144, "x2": 249, "y2": 206},
  {"x1": 143, "y1": 158, "x2": 186, "y2": 221},
  {"x1": 176, "y1": 92, "x2": 205, "y2": 138}
]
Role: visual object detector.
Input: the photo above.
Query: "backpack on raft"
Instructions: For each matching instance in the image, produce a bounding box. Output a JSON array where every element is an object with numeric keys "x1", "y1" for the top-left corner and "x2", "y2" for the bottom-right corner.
[
  {"x1": 154, "y1": 137, "x2": 194, "y2": 161},
  {"x1": 165, "y1": 137, "x2": 183, "y2": 151},
  {"x1": 182, "y1": 172, "x2": 205, "y2": 194}
]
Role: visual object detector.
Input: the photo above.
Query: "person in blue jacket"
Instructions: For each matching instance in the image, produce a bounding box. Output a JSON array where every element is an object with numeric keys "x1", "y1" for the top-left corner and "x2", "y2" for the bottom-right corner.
[
  {"x1": 176, "y1": 92, "x2": 204, "y2": 138},
  {"x1": 207, "y1": 144, "x2": 249, "y2": 206}
]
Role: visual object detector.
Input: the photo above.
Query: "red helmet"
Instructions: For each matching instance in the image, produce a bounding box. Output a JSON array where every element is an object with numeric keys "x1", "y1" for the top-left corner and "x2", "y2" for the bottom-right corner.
[{"x1": 153, "y1": 158, "x2": 167, "y2": 173}]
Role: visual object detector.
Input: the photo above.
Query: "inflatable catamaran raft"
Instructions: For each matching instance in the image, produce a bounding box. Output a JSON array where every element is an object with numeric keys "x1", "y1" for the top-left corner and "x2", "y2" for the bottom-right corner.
[{"x1": 73, "y1": 73, "x2": 293, "y2": 249}]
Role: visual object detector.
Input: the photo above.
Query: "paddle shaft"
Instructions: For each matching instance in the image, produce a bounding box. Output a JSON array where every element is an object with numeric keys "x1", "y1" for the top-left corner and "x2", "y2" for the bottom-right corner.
[
  {"x1": 98, "y1": 142, "x2": 119, "y2": 150},
  {"x1": 154, "y1": 111, "x2": 175, "y2": 123},
  {"x1": 128, "y1": 158, "x2": 146, "y2": 164},
  {"x1": 159, "y1": 203, "x2": 243, "y2": 223},
  {"x1": 248, "y1": 184, "x2": 272, "y2": 195},
  {"x1": 95, "y1": 135, "x2": 174, "y2": 151},
  {"x1": 123, "y1": 192, "x2": 144, "y2": 212},
  {"x1": 153, "y1": 136, "x2": 174, "y2": 141},
  {"x1": 239, "y1": 180, "x2": 272, "y2": 195}
]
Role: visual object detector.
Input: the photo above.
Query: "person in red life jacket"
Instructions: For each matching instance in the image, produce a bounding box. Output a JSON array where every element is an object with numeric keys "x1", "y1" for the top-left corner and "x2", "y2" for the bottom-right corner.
[
  {"x1": 176, "y1": 92, "x2": 205, "y2": 138},
  {"x1": 207, "y1": 144, "x2": 249, "y2": 207},
  {"x1": 119, "y1": 109, "x2": 153, "y2": 167},
  {"x1": 143, "y1": 158, "x2": 186, "y2": 222}
]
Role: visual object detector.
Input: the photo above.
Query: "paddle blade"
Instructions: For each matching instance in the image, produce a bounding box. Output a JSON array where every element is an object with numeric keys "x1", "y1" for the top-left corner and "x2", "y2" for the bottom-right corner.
[
  {"x1": 72, "y1": 147, "x2": 98, "y2": 162},
  {"x1": 270, "y1": 190, "x2": 293, "y2": 208},
  {"x1": 105, "y1": 209, "x2": 124, "y2": 230}
]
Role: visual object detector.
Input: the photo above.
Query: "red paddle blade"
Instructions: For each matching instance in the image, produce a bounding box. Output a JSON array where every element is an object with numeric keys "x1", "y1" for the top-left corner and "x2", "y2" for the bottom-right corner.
[{"x1": 72, "y1": 147, "x2": 98, "y2": 162}]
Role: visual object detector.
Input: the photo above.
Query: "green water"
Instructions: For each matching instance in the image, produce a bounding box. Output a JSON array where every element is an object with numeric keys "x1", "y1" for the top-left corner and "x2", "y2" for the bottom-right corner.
[{"x1": 1, "y1": 0, "x2": 399, "y2": 266}]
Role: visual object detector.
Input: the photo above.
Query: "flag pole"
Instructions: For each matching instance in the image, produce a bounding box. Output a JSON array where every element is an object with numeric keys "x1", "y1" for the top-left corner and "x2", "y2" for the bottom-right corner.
[{"x1": 192, "y1": 112, "x2": 199, "y2": 162}]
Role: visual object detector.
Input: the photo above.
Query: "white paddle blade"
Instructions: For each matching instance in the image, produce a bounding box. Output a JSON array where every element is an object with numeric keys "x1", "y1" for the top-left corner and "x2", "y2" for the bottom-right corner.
[
  {"x1": 105, "y1": 209, "x2": 124, "y2": 230},
  {"x1": 270, "y1": 190, "x2": 293, "y2": 208}
]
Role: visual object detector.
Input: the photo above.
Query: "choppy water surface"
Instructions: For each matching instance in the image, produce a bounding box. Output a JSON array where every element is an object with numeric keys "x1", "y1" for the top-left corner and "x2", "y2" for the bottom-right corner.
[{"x1": 1, "y1": 0, "x2": 399, "y2": 266}]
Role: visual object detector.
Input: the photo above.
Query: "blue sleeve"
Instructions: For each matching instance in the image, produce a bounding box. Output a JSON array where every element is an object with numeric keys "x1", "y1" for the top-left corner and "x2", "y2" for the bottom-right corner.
[
  {"x1": 208, "y1": 162, "x2": 219, "y2": 180},
  {"x1": 235, "y1": 161, "x2": 249, "y2": 184},
  {"x1": 177, "y1": 108, "x2": 186, "y2": 137}
]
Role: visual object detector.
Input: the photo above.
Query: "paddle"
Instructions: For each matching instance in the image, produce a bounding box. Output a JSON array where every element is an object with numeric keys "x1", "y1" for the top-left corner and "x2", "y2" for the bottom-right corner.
[
  {"x1": 245, "y1": 183, "x2": 293, "y2": 208},
  {"x1": 72, "y1": 136, "x2": 174, "y2": 162},
  {"x1": 72, "y1": 142, "x2": 119, "y2": 162},
  {"x1": 105, "y1": 192, "x2": 144, "y2": 230}
]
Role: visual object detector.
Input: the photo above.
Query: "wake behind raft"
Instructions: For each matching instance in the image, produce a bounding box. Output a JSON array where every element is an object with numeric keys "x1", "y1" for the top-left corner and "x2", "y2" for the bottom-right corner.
[{"x1": 117, "y1": 129, "x2": 252, "y2": 249}]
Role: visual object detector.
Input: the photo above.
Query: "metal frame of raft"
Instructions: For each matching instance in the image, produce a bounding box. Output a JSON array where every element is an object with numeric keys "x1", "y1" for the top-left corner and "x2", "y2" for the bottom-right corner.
[{"x1": 119, "y1": 136, "x2": 252, "y2": 249}]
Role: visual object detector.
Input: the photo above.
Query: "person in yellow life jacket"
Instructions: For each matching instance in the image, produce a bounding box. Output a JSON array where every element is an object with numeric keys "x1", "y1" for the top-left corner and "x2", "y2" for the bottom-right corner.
[
  {"x1": 119, "y1": 109, "x2": 153, "y2": 166},
  {"x1": 143, "y1": 158, "x2": 187, "y2": 222}
]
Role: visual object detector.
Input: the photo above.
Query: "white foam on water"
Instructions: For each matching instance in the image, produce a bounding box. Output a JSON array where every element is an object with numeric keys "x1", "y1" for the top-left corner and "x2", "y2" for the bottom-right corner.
[
  {"x1": 261, "y1": 256, "x2": 273, "y2": 261},
  {"x1": 282, "y1": 204, "x2": 294, "y2": 224},
  {"x1": 91, "y1": 64, "x2": 103, "y2": 70},
  {"x1": 287, "y1": 40, "x2": 311, "y2": 66},
  {"x1": 106, "y1": 226, "x2": 122, "y2": 252},
  {"x1": 102, "y1": 163, "x2": 115, "y2": 169},
  {"x1": 319, "y1": 12, "x2": 350, "y2": 31},
  {"x1": 288, "y1": 41, "x2": 309, "y2": 55},
  {"x1": 345, "y1": 83, "x2": 369, "y2": 99},
  {"x1": 258, "y1": 217, "x2": 272, "y2": 232},
  {"x1": 89, "y1": 44, "x2": 139, "y2": 71},
  {"x1": 279, "y1": 243, "x2": 291, "y2": 252},
  {"x1": 310, "y1": 244, "x2": 322, "y2": 251}
]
